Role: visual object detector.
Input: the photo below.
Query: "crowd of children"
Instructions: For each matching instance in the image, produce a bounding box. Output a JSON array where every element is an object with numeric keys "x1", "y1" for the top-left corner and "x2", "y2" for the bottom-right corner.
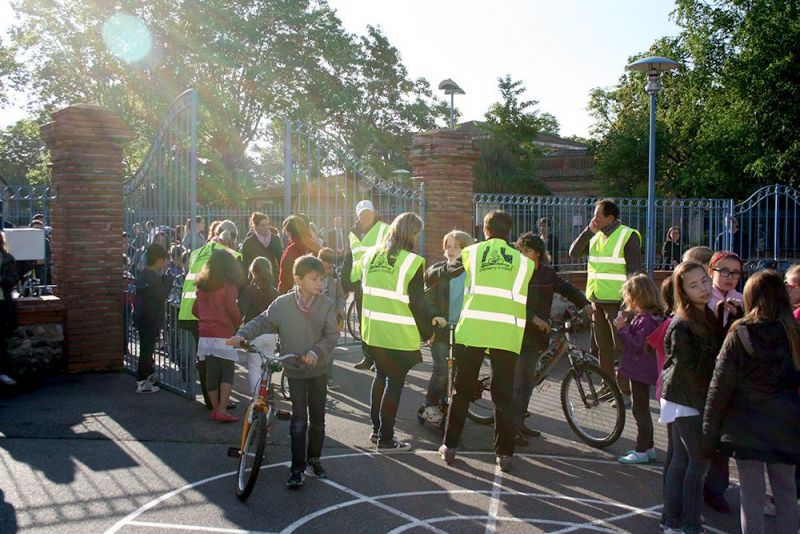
[{"x1": 125, "y1": 205, "x2": 800, "y2": 533}]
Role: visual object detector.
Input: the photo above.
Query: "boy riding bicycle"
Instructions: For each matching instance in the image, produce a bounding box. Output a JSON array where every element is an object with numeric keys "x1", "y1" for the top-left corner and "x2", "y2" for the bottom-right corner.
[{"x1": 230, "y1": 255, "x2": 339, "y2": 489}]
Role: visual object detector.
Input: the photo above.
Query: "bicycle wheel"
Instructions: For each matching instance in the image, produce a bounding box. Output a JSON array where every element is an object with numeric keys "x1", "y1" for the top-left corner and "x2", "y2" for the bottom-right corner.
[
  {"x1": 560, "y1": 362, "x2": 625, "y2": 448},
  {"x1": 236, "y1": 410, "x2": 267, "y2": 501},
  {"x1": 346, "y1": 299, "x2": 361, "y2": 341},
  {"x1": 280, "y1": 372, "x2": 291, "y2": 400},
  {"x1": 466, "y1": 358, "x2": 494, "y2": 425}
]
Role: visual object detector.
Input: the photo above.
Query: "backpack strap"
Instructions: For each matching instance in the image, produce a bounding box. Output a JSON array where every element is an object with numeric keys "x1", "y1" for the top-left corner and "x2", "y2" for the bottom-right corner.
[{"x1": 735, "y1": 325, "x2": 754, "y2": 356}]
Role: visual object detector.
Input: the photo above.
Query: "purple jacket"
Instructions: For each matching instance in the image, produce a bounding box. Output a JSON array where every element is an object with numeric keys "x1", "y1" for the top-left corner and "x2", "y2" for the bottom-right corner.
[{"x1": 618, "y1": 313, "x2": 663, "y2": 385}]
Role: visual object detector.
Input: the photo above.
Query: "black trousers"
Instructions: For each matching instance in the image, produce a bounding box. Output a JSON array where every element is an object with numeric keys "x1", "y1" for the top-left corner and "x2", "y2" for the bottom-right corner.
[
  {"x1": 288, "y1": 374, "x2": 328, "y2": 472},
  {"x1": 444, "y1": 344, "x2": 517, "y2": 456},
  {"x1": 136, "y1": 327, "x2": 157, "y2": 380}
]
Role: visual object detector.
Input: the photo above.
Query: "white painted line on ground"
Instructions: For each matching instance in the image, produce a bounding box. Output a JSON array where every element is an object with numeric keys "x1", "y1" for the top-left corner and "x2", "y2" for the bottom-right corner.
[
  {"x1": 389, "y1": 515, "x2": 618, "y2": 533},
  {"x1": 127, "y1": 520, "x2": 273, "y2": 533},
  {"x1": 105, "y1": 450, "x2": 670, "y2": 534},
  {"x1": 484, "y1": 464, "x2": 503, "y2": 534}
]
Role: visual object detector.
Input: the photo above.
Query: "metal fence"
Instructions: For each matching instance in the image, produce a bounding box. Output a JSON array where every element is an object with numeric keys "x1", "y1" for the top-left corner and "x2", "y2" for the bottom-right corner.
[
  {"x1": 473, "y1": 185, "x2": 800, "y2": 271},
  {"x1": 0, "y1": 184, "x2": 55, "y2": 229}
]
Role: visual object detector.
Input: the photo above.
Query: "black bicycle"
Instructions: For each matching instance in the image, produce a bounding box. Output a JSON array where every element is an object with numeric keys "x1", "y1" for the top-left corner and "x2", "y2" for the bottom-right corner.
[
  {"x1": 346, "y1": 298, "x2": 361, "y2": 341},
  {"x1": 467, "y1": 313, "x2": 626, "y2": 448}
]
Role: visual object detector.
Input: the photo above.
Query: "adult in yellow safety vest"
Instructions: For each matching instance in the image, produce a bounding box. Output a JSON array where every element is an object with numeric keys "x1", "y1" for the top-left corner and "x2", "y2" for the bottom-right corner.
[
  {"x1": 427, "y1": 210, "x2": 535, "y2": 472},
  {"x1": 360, "y1": 212, "x2": 431, "y2": 450},
  {"x1": 178, "y1": 220, "x2": 242, "y2": 409},
  {"x1": 341, "y1": 199, "x2": 390, "y2": 370},
  {"x1": 568, "y1": 198, "x2": 641, "y2": 391}
]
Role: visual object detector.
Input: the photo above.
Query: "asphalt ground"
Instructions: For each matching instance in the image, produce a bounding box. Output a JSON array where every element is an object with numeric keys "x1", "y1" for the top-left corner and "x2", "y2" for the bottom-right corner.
[{"x1": 0, "y1": 334, "x2": 754, "y2": 533}]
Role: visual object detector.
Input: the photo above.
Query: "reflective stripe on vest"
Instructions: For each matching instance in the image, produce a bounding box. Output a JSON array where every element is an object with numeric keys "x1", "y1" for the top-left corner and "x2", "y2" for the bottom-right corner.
[
  {"x1": 360, "y1": 249, "x2": 423, "y2": 350},
  {"x1": 585, "y1": 225, "x2": 639, "y2": 301},
  {"x1": 178, "y1": 242, "x2": 241, "y2": 321},
  {"x1": 349, "y1": 221, "x2": 389, "y2": 283},
  {"x1": 455, "y1": 239, "x2": 534, "y2": 354}
]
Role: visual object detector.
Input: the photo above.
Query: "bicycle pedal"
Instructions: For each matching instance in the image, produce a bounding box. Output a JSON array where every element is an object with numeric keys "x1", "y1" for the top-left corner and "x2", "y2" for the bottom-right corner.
[
  {"x1": 276, "y1": 409, "x2": 292, "y2": 421},
  {"x1": 227, "y1": 447, "x2": 242, "y2": 459}
]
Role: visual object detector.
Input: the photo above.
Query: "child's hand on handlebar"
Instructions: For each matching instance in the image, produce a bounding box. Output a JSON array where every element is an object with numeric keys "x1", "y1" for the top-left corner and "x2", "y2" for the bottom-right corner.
[
  {"x1": 300, "y1": 352, "x2": 318, "y2": 366},
  {"x1": 227, "y1": 336, "x2": 244, "y2": 347}
]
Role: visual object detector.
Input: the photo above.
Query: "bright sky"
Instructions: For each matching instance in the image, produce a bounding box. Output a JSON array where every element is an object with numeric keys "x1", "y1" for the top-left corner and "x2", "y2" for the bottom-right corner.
[{"x1": 0, "y1": 0, "x2": 680, "y2": 138}]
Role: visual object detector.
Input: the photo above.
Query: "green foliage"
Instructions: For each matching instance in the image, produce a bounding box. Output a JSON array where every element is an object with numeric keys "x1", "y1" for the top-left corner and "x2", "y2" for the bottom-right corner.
[
  {"x1": 7, "y1": 0, "x2": 447, "y2": 205},
  {"x1": 589, "y1": 1, "x2": 800, "y2": 200},
  {"x1": 474, "y1": 75, "x2": 557, "y2": 194},
  {"x1": 0, "y1": 119, "x2": 49, "y2": 185}
]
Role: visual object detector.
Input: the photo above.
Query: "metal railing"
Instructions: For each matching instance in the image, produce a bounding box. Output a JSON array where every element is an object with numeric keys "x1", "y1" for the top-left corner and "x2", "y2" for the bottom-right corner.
[{"x1": 473, "y1": 186, "x2": 800, "y2": 271}]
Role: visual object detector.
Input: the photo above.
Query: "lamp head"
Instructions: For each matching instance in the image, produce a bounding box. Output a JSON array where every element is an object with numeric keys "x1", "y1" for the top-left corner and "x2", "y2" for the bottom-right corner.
[{"x1": 438, "y1": 79, "x2": 465, "y2": 95}]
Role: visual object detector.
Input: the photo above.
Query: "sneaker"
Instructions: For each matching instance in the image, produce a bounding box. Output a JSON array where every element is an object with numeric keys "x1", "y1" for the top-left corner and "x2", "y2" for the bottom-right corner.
[
  {"x1": 146, "y1": 373, "x2": 158, "y2": 385},
  {"x1": 519, "y1": 424, "x2": 541, "y2": 438},
  {"x1": 496, "y1": 454, "x2": 513, "y2": 473},
  {"x1": 353, "y1": 357, "x2": 373, "y2": 370},
  {"x1": 327, "y1": 379, "x2": 340, "y2": 391},
  {"x1": 376, "y1": 438, "x2": 410, "y2": 450},
  {"x1": 422, "y1": 405, "x2": 444, "y2": 425},
  {"x1": 135, "y1": 380, "x2": 160, "y2": 393},
  {"x1": 369, "y1": 432, "x2": 378, "y2": 444},
  {"x1": 0, "y1": 374, "x2": 17, "y2": 386},
  {"x1": 286, "y1": 471, "x2": 304, "y2": 489},
  {"x1": 515, "y1": 434, "x2": 529, "y2": 447},
  {"x1": 439, "y1": 444, "x2": 456, "y2": 465},
  {"x1": 663, "y1": 528, "x2": 683, "y2": 534},
  {"x1": 625, "y1": 448, "x2": 657, "y2": 460},
  {"x1": 306, "y1": 459, "x2": 328, "y2": 479},
  {"x1": 618, "y1": 451, "x2": 650, "y2": 464}
]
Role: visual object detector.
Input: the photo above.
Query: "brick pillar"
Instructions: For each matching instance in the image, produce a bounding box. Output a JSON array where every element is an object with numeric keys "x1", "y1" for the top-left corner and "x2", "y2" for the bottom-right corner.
[
  {"x1": 40, "y1": 105, "x2": 132, "y2": 372},
  {"x1": 408, "y1": 130, "x2": 480, "y2": 261}
]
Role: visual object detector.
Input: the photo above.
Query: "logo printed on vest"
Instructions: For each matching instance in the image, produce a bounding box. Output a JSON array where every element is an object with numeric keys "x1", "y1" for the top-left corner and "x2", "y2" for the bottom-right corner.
[
  {"x1": 367, "y1": 252, "x2": 396, "y2": 274},
  {"x1": 480, "y1": 246, "x2": 513, "y2": 272}
]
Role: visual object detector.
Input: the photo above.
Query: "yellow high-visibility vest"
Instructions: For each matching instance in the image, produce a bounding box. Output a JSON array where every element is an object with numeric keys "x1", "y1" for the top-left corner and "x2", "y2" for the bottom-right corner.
[
  {"x1": 585, "y1": 224, "x2": 640, "y2": 301},
  {"x1": 348, "y1": 221, "x2": 389, "y2": 283}
]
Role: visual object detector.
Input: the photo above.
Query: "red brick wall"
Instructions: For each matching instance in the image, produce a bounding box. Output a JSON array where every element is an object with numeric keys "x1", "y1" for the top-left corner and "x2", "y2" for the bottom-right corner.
[
  {"x1": 40, "y1": 105, "x2": 132, "y2": 372},
  {"x1": 408, "y1": 131, "x2": 480, "y2": 262}
]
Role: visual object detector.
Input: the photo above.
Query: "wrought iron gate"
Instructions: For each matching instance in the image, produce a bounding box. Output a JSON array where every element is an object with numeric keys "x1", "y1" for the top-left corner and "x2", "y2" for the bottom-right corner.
[{"x1": 123, "y1": 89, "x2": 198, "y2": 398}]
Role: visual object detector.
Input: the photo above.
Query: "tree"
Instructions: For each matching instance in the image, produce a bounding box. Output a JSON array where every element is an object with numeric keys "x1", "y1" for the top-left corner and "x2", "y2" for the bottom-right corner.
[
  {"x1": 588, "y1": 1, "x2": 800, "y2": 200},
  {"x1": 0, "y1": 119, "x2": 49, "y2": 185},
  {"x1": 8, "y1": 0, "x2": 448, "y2": 204},
  {"x1": 474, "y1": 75, "x2": 558, "y2": 193}
]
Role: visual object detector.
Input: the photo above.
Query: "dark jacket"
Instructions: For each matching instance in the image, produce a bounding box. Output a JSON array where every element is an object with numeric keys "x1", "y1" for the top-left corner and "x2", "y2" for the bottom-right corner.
[
  {"x1": 661, "y1": 239, "x2": 681, "y2": 270},
  {"x1": 661, "y1": 313, "x2": 725, "y2": 411},
  {"x1": 701, "y1": 321, "x2": 800, "y2": 463},
  {"x1": 238, "y1": 281, "x2": 279, "y2": 324},
  {"x1": 134, "y1": 268, "x2": 173, "y2": 331},
  {"x1": 1, "y1": 251, "x2": 19, "y2": 334},
  {"x1": 523, "y1": 263, "x2": 589, "y2": 350},
  {"x1": 425, "y1": 260, "x2": 456, "y2": 344},
  {"x1": 241, "y1": 229, "x2": 282, "y2": 278}
]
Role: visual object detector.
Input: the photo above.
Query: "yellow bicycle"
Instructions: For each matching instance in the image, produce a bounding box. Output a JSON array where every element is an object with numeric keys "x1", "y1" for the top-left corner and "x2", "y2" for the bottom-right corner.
[{"x1": 227, "y1": 340, "x2": 296, "y2": 501}]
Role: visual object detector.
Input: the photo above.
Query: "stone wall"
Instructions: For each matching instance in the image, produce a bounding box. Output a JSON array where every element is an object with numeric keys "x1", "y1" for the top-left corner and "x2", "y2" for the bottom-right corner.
[{"x1": 6, "y1": 296, "x2": 65, "y2": 378}]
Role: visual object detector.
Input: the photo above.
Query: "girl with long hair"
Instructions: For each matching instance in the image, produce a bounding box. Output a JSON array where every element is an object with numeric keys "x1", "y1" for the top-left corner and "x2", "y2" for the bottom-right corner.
[
  {"x1": 702, "y1": 270, "x2": 800, "y2": 534},
  {"x1": 278, "y1": 215, "x2": 321, "y2": 293},
  {"x1": 192, "y1": 249, "x2": 245, "y2": 423},
  {"x1": 362, "y1": 212, "x2": 432, "y2": 449},
  {"x1": 660, "y1": 261, "x2": 725, "y2": 534}
]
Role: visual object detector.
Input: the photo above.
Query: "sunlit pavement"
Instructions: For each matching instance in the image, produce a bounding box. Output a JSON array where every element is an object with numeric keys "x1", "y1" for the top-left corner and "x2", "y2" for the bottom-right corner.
[{"x1": 0, "y1": 339, "x2": 747, "y2": 533}]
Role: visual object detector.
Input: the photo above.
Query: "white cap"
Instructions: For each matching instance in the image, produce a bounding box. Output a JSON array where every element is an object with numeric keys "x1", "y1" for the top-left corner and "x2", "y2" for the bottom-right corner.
[{"x1": 355, "y1": 199, "x2": 376, "y2": 217}]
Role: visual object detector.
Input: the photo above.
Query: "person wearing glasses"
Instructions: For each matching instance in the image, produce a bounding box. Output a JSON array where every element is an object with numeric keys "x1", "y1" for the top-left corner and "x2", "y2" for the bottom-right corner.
[{"x1": 702, "y1": 250, "x2": 746, "y2": 514}]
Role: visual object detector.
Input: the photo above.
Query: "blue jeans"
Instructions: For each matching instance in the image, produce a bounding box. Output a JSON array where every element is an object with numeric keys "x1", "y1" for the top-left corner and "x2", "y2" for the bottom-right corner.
[
  {"x1": 287, "y1": 374, "x2": 327, "y2": 472},
  {"x1": 664, "y1": 416, "x2": 709, "y2": 533},
  {"x1": 426, "y1": 340, "x2": 449, "y2": 406}
]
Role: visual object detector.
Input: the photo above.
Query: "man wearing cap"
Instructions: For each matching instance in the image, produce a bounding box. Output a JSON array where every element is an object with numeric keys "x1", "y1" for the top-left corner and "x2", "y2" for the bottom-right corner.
[{"x1": 341, "y1": 200, "x2": 389, "y2": 370}]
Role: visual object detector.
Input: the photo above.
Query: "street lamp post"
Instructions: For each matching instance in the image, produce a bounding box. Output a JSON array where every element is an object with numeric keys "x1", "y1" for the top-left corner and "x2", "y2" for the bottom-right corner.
[
  {"x1": 438, "y1": 79, "x2": 465, "y2": 130},
  {"x1": 627, "y1": 56, "x2": 680, "y2": 278}
]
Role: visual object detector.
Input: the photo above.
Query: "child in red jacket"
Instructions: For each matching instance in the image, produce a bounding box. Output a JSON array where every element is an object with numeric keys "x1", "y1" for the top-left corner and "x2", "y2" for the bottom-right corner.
[{"x1": 193, "y1": 249, "x2": 245, "y2": 423}]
